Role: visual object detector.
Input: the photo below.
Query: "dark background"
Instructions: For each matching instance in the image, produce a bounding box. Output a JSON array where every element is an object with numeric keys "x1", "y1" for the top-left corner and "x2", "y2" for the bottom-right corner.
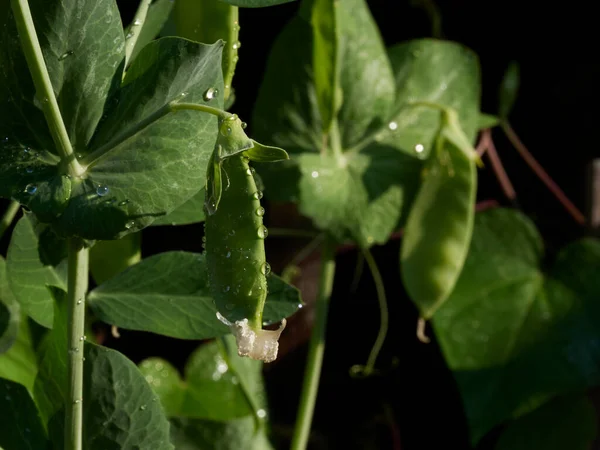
[{"x1": 2, "y1": 0, "x2": 598, "y2": 448}]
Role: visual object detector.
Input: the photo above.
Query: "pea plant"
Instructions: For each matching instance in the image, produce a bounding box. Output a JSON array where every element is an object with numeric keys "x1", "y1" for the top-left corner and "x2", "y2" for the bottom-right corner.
[{"x1": 0, "y1": 0, "x2": 599, "y2": 449}]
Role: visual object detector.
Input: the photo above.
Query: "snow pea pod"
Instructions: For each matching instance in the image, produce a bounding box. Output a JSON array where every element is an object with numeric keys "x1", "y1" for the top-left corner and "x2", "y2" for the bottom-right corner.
[
  {"x1": 204, "y1": 115, "x2": 288, "y2": 362},
  {"x1": 400, "y1": 120, "x2": 477, "y2": 336}
]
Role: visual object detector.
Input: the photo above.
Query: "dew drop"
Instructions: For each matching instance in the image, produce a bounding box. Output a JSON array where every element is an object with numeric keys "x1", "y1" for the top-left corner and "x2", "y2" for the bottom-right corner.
[
  {"x1": 257, "y1": 225, "x2": 268, "y2": 239},
  {"x1": 133, "y1": 18, "x2": 142, "y2": 26},
  {"x1": 260, "y1": 262, "x2": 271, "y2": 276},
  {"x1": 96, "y1": 185, "x2": 109, "y2": 196},
  {"x1": 203, "y1": 87, "x2": 217, "y2": 101},
  {"x1": 24, "y1": 184, "x2": 37, "y2": 195},
  {"x1": 126, "y1": 31, "x2": 134, "y2": 39},
  {"x1": 222, "y1": 285, "x2": 230, "y2": 293},
  {"x1": 311, "y1": 171, "x2": 319, "y2": 178},
  {"x1": 415, "y1": 144, "x2": 424, "y2": 153},
  {"x1": 388, "y1": 121, "x2": 398, "y2": 131},
  {"x1": 58, "y1": 50, "x2": 74, "y2": 61},
  {"x1": 298, "y1": 304, "x2": 303, "y2": 309},
  {"x1": 125, "y1": 221, "x2": 135, "y2": 229},
  {"x1": 226, "y1": 251, "x2": 231, "y2": 258},
  {"x1": 77, "y1": 300, "x2": 83, "y2": 305},
  {"x1": 233, "y1": 41, "x2": 241, "y2": 50},
  {"x1": 73, "y1": 399, "x2": 81, "y2": 405},
  {"x1": 118, "y1": 199, "x2": 130, "y2": 206},
  {"x1": 140, "y1": 405, "x2": 147, "y2": 410},
  {"x1": 246, "y1": 167, "x2": 252, "y2": 176},
  {"x1": 241, "y1": 122, "x2": 247, "y2": 129},
  {"x1": 253, "y1": 191, "x2": 263, "y2": 200},
  {"x1": 221, "y1": 126, "x2": 232, "y2": 137},
  {"x1": 79, "y1": 335, "x2": 87, "y2": 341},
  {"x1": 255, "y1": 207, "x2": 265, "y2": 217},
  {"x1": 257, "y1": 409, "x2": 267, "y2": 419},
  {"x1": 25, "y1": 166, "x2": 33, "y2": 173}
]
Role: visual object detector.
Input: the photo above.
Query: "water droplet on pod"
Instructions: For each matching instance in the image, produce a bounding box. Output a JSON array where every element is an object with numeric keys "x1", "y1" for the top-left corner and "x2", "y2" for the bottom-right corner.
[
  {"x1": 232, "y1": 41, "x2": 241, "y2": 50},
  {"x1": 255, "y1": 207, "x2": 265, "y2": 217},
  {"x1": 241, "y1": 122, "x2": 247, "y2": 129},
  {"x1": 133, "y1": 18, "x2": 142, "y2": 26},
  {"x1": 257, "y1": 225, "x2": 268, "y2": 239},
  {"x1": 260, "y1": 262, "x2": 271, "y2": 276},
  {"x1": 253, "y1": 191, "x2": 263, "y2": 200}
]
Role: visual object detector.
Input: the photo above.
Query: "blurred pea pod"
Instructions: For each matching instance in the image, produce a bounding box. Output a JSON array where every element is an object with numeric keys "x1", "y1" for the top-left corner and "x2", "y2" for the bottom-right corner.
[
  {"x1": 400, "y1": 108, "x2": 478, "y2": 341},
  {"x1": 173, "y1": 0, "x2": 240, "y2": 103},
  {"x1": 204, "y1": 114, "x2": 289, "y2": 362}
]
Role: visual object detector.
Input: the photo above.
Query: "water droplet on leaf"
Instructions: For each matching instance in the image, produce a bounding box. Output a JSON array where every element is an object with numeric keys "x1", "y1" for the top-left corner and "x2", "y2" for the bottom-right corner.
[
  {"x1": 311, "y1": 171, "x2": 319, "y2": 178},
  {"x1": 96, "y1": 185, "x2": 109, "y2": 196},
  {"x1": 388, "y1": 121, "x2": 398, "y2": 131},
  {"x1": 415, "y1": 144, "x2": 424, "y2": 153},
  {"x1": 24, "y1": 184, "x2": 37, "y2": 194},
  {"x1": 203, "y1": 88, "x2": 217, "y2": 101},
  {"x1": 58, "y1": 50, "x2": 73, "y2": 60}
]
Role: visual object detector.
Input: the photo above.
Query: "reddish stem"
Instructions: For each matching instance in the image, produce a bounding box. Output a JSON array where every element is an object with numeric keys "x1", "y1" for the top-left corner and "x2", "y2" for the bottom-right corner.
[
  {"x1": 502, "y1": 121, "x2": 585, "y2": 225},
  {"x1": 482, "y1": 129, "x2": 517, "y2": 201}
]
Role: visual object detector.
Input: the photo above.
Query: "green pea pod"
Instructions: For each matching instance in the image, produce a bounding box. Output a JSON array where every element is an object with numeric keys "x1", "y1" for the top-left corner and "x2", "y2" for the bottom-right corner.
[
  {"x1": 205, "y1": 151, "x2": 288, "y2": 362},
  {"x1": 400, "y1": 122, "x2": 477, "y2": 331}
]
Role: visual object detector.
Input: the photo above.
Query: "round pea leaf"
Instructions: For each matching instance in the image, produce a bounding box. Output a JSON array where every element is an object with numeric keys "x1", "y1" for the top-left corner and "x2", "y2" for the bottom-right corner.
[
  {"x1": 433, "y1": 208, "x2": 600, "y2": 444},
  {"x1": 87, "y1": 252, "x2": 302, "y2": 339}
]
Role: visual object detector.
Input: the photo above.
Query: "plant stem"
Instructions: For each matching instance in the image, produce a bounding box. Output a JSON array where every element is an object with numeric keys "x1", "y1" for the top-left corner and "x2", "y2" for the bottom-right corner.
[
  {"x1": 481, "y1": 129, "x2": 517, "y2": 202},
  {"x1": 0, "y1": 201, "x2": 20, "y2": 240},
  {"x1": 223, "y1": 6, "x2": 239, "y2": 102},
  {"x1": 125, "y1": 0, "x2": 152, "y2": 67},
  {"x1": 10, "y1": 0, "x2": 84, "y2": 178},
  {"x1": 360, "y1": 247, "x2": 388, "y2": 375},
  {"x1": 81, "y1": 101, "x2": 229, "y2": 169},
  {"x1": 65, "y1": 238, "x2": 89, "y2": 450},
  {"x1": 501, "y1": 121, "x2": 585, "y2": 225},
  {"x1": 290, "y1": 236, "x2": 336, "y2": 450}
]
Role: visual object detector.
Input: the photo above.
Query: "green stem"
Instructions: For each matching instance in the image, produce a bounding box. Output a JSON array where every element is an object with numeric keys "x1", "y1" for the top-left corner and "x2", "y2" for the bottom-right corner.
[
  {"x1": 290, "y1": 236, "x2": 336, "y2": 450},
  {"x1": 360, "y1": 247, "x2": 388, "y2": 375},
  {"x1": 216, "y1": 336, "x2": 264, "y2": 432},
  {"x1": 65, "y1": 238, "x2": 89, "y2": 450},
  {"x1": 81, "y1": 101, "x2": 229, "y2": 169},
  {"x1": 0, "y1": 201, "x2": 20, "y2": 240},
  {"x1": 223, "y1": 7, "x2": 239, "y2": 102},
  {"x1": 125, "y1": 0, "x2": 152, "y2": 67},
  {"x1": 10, "y1": 0, "x2": 84, "y2": 178}
]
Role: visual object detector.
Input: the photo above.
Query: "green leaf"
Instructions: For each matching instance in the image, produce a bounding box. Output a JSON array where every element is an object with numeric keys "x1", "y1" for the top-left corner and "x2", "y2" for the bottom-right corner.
[
  {"x1": 89, "y1": 233, "x2": 142, "y2": 284},
  {"x1": 129, "y1": 0, "x2": 175, "y2": 64},
  {"x1": 385, "y1": 39, "x2": 481, "y2": 158},
  {"x1": 495, "y1": 395, "x2": 597, "y2": 450},
  {"x1": 432, "y1": 208, "x2": 600, "y2": 444},
  {"x1": 244, "y1": 140, "x2": 289, "y2": 163},
  {"x1": 33, "y1": 287, "x2": 69, "y2": 426},
  {"x1": 0, "y1": 379, "x2": 47, "y2": 450},
  {"x1": 0, "y1": 257, "x2": 20, "y2": 354},
  {"x1": 296, "y1": 148, "x2": 421, "y2": 246},
  {"x1": 6, "y1": 213, "x2": 67, "y2": 328},
  {"x1": 169, "y1": 416, "x2": 273, "y2": 450},
  {"x1": 151, "y1": 189, "x2": 206, "y2": 226},
  {"x1": 140, "y1": 339, "x2": 265, "y2": 421},
  {"x1": 52, "y1": 38, "x2": 224, "y2": 240},
  {"x1": 478, "y1": 113, "x2": 500, "y2": 130},
  {"x1": 401, "y1": 131, "x2": 476, "y2": 319},
  {"x1": 498, "y1": 61, "x2": 519, "y2": 119},
  {"x1": 219, "y1": 0, "x2": 295, "y2": 7},
  {"x1": 87, "y1": 252, "x2": 302, "y2": 339},
  {"x1": 82, "y1": 344, "x2": 174, "y2": 449},
  {"x1": 0, "y1": 0, "x2": 123, "y2": 221},
  {"x1": 0, "y1": 316, "x2": 37, "y2": 394}
]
